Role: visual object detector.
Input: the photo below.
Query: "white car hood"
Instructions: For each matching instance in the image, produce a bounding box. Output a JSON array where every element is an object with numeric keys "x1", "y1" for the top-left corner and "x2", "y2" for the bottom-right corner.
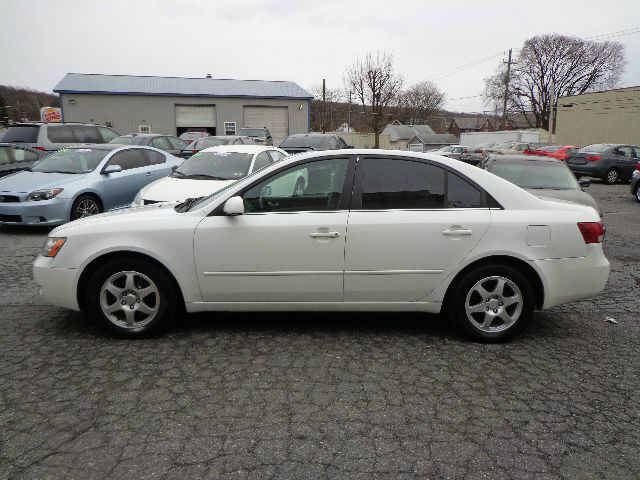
[{"x1": 141, "y1": 176, "x2": 235, "y2": 203}]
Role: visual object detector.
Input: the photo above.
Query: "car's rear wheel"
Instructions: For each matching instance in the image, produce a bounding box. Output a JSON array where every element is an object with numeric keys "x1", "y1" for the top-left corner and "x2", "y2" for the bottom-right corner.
[
  {"x1": 86, "y1": 257, "x2": 177, "y2": 337},
  {"x1": 71, "y1": 194, "x2": 102, "y2": 220},
  {"x1": 604, "y1": 168, "x2": 619, "y2": 184},
  {"x1": 447, "y1": 265, "x2": 534, "y2": 342},
  {"x1": 635, "y1": 184, "x2": 640, "y2": 203}
]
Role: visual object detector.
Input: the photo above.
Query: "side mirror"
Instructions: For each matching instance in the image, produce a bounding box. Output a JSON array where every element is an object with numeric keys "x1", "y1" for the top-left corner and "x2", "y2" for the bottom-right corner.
[
  {"x1": 223, "y1": 196, "x2": 244, "y2": 216},
  {"x1": 102, "y1": 164, "x2": 122, "y2": 174},
  {"x1": 579, "y1": 179, "x2": 591, "y2": 187}
]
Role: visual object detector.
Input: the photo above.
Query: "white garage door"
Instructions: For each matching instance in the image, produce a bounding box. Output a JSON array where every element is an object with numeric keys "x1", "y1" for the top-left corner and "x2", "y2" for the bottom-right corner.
[
  {"x1": 175, "y1": 105, "x2": 216, "y2": 128},
  {"x1": 243, "y1": 106, "x2": 289, "y2": 145}
]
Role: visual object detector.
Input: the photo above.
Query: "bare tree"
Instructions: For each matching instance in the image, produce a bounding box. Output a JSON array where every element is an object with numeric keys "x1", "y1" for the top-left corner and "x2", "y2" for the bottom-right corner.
[
  {"x1": 395, "y1": 80, "x2": 445, "y2": 124},
  {"x1": 483, "y1": 34, "x2": 626, "y2": 131},
  {"x1": 345, "y1": 52, "x2": 403, "y2": 147}
]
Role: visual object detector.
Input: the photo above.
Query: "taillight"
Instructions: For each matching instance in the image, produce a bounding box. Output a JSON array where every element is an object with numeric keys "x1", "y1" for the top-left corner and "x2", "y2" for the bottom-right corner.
[
  {"x1": 585, "y1": 155, "x2": 601, "y2": 161},
  {"x1": 192, "y1": 149, "x2": 198, "y2": 154},
  {"x1": 34, "y1": 146, "x2": 46, "y2": 151},
  {"x1": 578, "y1": 222, "x2": 605, "y2": 244},
  {"x1": 635, "y1": 162, "x2": 640, "y2": 171},
  {"x1": 475, "y1": 149, "x2": 482, "y2": 153}
]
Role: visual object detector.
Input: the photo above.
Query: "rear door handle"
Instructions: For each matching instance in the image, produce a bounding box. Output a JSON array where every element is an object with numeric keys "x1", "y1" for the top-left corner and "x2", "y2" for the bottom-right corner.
[
  {"x1": 309, "y1": 231, "x2": 341, "y2": 238},
  {"x1": 442, "y1": 229, "x2": 472, "y2": 236}
]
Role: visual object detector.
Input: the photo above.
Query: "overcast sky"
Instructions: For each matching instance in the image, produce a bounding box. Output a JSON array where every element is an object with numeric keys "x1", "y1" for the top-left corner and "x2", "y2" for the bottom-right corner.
[{"x1": 1, "y1": 0, "x2": 638, "y2": 113}]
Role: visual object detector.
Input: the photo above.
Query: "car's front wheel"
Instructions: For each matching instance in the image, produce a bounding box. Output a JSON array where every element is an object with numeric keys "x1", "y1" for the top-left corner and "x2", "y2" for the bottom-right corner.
[
  {"x1": 71, "y1": 194, "x2": 102, "y2": 220},
  {"x1": 86, "y1": 257, "x2": 178, "y2": 337},
  {"x1": 447, "y1": 265, "x2": 534, "y2": 342}
]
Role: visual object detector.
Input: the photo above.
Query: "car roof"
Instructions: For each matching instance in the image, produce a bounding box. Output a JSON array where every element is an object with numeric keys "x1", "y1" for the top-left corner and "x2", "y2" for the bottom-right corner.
[
  {"x1": 488, "y1": 154, "x2": 561, "y2": 163},
  {"x1": 200, "y1": 145, "x2": 281, "y2": 154},
  {"x1": 64, "y1": 144, "x2": 126, "y2": 151},
  {"x1": 9, "y1": 122, "x2": 103, "y2": 127},
  {"x1": 117, "y1": 133, "x2": 164, "y2": 138}
]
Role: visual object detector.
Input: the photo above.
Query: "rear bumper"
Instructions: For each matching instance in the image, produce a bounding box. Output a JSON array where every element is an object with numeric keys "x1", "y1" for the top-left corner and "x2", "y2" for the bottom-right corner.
[
  {"x1": 533, "y1": 244, "x2": 610, "y2": 309},
  {"x1": 33, "y1": 255, "x2": 80, "y2": 311},
  {"x1": 567, "y1": 162, "x2": 606, "y2": 178},
  {"x1": 0, "y1": 197, "x2": 70, "y2": 226}
]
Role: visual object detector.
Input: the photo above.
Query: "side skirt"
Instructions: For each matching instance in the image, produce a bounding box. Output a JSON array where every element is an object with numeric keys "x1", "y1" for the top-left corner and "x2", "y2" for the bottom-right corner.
[{"x1": 185, "y1": 301, "x2": 443, "y2": 313}]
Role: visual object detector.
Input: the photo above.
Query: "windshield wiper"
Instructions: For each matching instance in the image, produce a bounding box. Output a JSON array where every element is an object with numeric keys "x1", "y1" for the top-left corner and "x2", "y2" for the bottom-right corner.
[{"x1": 174, "y1": 196, "x2": 204, "y2": 213}]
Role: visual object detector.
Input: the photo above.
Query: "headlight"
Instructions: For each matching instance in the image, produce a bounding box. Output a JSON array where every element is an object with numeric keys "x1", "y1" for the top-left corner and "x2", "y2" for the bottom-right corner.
[
  {"x1": 42, "y1": 237, "x2": 66, "y2": 257},
  {"x1": 27, "y1": 188, "x2": 64, "y2": 202}
]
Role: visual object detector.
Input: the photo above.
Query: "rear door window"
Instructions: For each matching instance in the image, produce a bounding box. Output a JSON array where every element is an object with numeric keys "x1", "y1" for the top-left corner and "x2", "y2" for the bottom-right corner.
[
  {"x1": 150, "y1": 136, "x2": 171, "y2": 151},
  {"x1": 47, "y1": 125, "x2": 76, "y2": 143},
  {"x1": 1, "y1": 125, "x2": 40, "y2": 143},
  {"x1": 143, "y1": 149, "x2": 166, "y2": 165},
  {"x1": 447, "y1": 172, "x2": 483, "y2": 208},
  {"x1": 107, "y1": 149, "x2": 147, "y2": 170},
  {"x1": 71, "y1": 125, "x2": 102, "y2": 143},
  {"x1": 252, "y1": 151, "x2": 272, "y2": 171}
]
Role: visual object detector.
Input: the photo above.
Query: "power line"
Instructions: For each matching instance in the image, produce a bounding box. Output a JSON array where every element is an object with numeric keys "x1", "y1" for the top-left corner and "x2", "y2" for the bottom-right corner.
[
  {"x1": 424, "y1": 51, "x2": 506, "y2": 82},
  {"x1": 584, "y1": 27, "x2": 640, "y2": 41}
]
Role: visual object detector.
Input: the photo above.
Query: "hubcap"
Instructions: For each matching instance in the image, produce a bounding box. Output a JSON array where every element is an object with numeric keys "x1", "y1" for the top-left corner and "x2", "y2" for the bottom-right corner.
[
  {"x1": 607, "y1": 170, "x2": 618, "y2": 183},
  {"x1": 464, "y1": 276, "x2": 523, "y2": 333},
  {"x1": 76, "y1": 199, "x2": 99, "y2": 218},
  {"x1": 99, "y1": 271, "x2": 160, "y2": 329}
]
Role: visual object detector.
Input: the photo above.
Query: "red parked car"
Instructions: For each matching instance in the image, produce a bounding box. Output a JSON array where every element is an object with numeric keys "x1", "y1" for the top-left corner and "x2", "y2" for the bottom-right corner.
[{"x1": 529, "y1": 145, "x2": 580, "y2": 161}]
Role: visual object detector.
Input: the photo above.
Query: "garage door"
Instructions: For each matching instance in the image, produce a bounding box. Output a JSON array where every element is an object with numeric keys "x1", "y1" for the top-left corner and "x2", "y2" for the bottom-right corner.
[
  {"x1": 243, "y1": 106, "x2": 289, "y2": 145},
  {"x1": 175, "y1": 105, "x2": 216, "y2": 128}
]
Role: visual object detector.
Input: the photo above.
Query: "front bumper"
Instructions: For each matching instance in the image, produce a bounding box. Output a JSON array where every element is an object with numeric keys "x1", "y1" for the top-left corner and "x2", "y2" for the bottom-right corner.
[
  {"x1": 0, "y1": 197, "x2": 70, "y2": 226},
  {"x1": 533, "y1": 244, "x2": 610, "y2": 309},
  {"x1": 33, "y1": 255, "x2": 80, "y2": 311}
]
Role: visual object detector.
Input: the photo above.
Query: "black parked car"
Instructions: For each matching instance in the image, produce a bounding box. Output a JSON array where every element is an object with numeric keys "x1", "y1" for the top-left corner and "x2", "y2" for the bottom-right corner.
[
  {"x1": 0, "y1": 144, "x2": 48, "y2": 177},
  {"x1": 566, "y1": 144, "x2": 639, "y2": 184},
  {"x1": 279, "y1": 134, "x2": 351, "y2": 154},
  {"x1": 109, "y1": 133, "x2": 186, "y2": 156},
  {"x1": 179, "y1": 136, "x2": 257, "y2": 158}
]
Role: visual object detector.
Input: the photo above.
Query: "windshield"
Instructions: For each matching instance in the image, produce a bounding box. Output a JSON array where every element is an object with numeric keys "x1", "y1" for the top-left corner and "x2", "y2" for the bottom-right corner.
[
  {"x1": 31, "y1": 148, "x2": 109, "y2": 174},
  {"x1": 110, "y1": 136, "x2": 146, "y2": 145},
  {"x1": 280, "y1": 136, "x2": 324, "y2": 149},
  {"x1": 494, "y1": 142, "x2": 516, "y2": 150},
  {"x1": 173, "y1": 151, "x2": 253, "y2": 180},
  {"x1": 580, "y1": 144, "x2": 610, "y2": 153},
  {"x1": 488, "y1": 161, "x2": 580, "y2": 190},
  {"x1": 239, "y1": 128, "x2": 265, "y2": 137},
  {"x1": 193, "y1": 137, "x2": 231, "y2": 149},
  {"x1": 1, "y1": 125, "x2": 39, "y2": 143}
]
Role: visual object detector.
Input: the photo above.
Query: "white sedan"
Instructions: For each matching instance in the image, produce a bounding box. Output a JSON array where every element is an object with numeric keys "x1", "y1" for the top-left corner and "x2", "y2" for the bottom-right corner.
[
  {"x1": 34, "y1": 149, "x2": 610, "y2": 342},
  {"x1": 132, "y1": 145, "x2": 288, "y2": 205}
]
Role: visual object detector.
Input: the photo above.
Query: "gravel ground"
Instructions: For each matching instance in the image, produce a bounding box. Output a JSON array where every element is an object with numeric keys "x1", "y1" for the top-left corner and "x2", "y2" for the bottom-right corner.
[{"x1": 0, "y1": 182, "x2": 638, "y2": 480}]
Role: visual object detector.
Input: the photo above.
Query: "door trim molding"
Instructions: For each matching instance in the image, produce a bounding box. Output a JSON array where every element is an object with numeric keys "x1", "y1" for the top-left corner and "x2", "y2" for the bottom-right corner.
[{"x1": 202, "y1": 270, "x2": 341, "y2": 276}]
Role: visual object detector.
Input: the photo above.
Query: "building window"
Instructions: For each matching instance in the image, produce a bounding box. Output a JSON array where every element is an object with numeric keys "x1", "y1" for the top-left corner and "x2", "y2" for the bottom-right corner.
[
  {"x1": 138, "y1": 125, "x2": 151, "y2": 134},
  {"x1": 224, "y1": 122, "x2": 236, "y2": 135}
]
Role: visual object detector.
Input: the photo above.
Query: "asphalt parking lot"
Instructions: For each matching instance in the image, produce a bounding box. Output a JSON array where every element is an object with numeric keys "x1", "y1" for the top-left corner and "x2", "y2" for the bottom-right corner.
[{"x1": 0, "y1": 182, "x2": 639, "y2": 480}]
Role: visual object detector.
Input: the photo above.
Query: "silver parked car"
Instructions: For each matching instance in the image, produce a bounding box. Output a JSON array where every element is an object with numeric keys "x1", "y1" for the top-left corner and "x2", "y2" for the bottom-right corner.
[
  {"x1": 109, "y1": 133, "x2": 187, "y2": 156},
  {"x1": 0, "y1": 144, "x2": 182, "y2": 226},
  {"x1": 430, "y1": 145, "x2": 471, "y2": 162},
  {"x1": 482, "y1": 154, "x2": 602, "y2": 217},
  {"x1": 0, "y1": 123, "x2": 120, "y2": 152}
]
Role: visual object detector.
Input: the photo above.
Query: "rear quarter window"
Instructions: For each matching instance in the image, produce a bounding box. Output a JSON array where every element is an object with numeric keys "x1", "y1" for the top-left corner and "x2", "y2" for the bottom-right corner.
[{"x1": 1, "y1": 125, "x2": 40, "y2": 143}]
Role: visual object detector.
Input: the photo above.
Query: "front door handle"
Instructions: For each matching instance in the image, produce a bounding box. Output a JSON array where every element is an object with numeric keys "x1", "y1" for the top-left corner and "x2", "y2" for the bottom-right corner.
[
  {"x1": 309, "y1": 231, "x2": 341, "y2": 238},
  {"x1": 442, "y1": 229, "x2": 472, "y2": 236}
]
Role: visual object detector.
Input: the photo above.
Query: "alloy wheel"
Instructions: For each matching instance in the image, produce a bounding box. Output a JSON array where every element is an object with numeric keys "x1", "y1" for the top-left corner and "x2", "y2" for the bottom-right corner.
[
  {"x1": 99, "y1": 271, "x2": 160, "y2": 329},
  {"x1": 606, "y1": 169, "x2": 618, "y2": 184},
  {"x1": 464, "y1": 276, "x2": 523, "y2": 333},
  {"x1": 76, "y1": 198, "x2": 100, "y2": 218}
]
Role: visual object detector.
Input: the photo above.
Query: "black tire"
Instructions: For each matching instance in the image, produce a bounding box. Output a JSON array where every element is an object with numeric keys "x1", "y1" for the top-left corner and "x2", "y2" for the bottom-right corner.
[
  {"x1": 604, "y1": 168, "x2": 619, "y2": 184},
  {"x1": 446, "y1": 265, "x2": 535, "y2": 342},
  {"x1": 71, "y1": 194, "x2": 102, "y2": 221},
  {"x1": 634, "y1": 184, "x2": 640, "y2": 203},
  {"x1": 85, "y1": 256, "x2": 178, "y2": 338}
]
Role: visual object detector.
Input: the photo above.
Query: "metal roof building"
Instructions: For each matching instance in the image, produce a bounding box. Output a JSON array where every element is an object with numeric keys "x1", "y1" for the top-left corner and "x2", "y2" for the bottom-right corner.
[{"x1": 53, "y1": 73, "x2": 313, "y2": 144}]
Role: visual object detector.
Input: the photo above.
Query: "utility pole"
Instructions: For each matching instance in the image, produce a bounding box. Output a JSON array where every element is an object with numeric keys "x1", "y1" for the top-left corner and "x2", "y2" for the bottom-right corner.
[
  {"x1": 321, "y1": 79, "x2": 326, "y2": 133},
  {"x1": 347, "y1": 91, "x2": 351, "y2": 133},
  {"x1": 549, "y1": 78, "x2": 556, "y2": 144},
  {"x1": 500, "y1": 48, "x2": 513, "y2": 130}
]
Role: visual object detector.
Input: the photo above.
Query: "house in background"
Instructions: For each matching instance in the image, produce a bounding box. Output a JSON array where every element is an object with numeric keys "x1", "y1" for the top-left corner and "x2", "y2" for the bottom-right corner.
[
  {"x1": 447, "y1": 117, "x2": 495, "y2": 137},
  {"x1": 383, "y1": 122, "x2": 438, "y2": 150},
  {"x1": 407, "y1": 133, "x2": 460, "y2": 152},
  {"x1": 505, "y1": 112, "x2": 538, "y2": 130}
]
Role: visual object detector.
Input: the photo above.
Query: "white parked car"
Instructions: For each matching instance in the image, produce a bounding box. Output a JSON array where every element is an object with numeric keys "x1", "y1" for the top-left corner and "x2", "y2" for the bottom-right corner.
[
  {"x1": 34, "y1": 150, "x2": 610, "y2": 342},
  {"x1": 132, "y1": 145, "x2": 288, "y2": 205}
]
